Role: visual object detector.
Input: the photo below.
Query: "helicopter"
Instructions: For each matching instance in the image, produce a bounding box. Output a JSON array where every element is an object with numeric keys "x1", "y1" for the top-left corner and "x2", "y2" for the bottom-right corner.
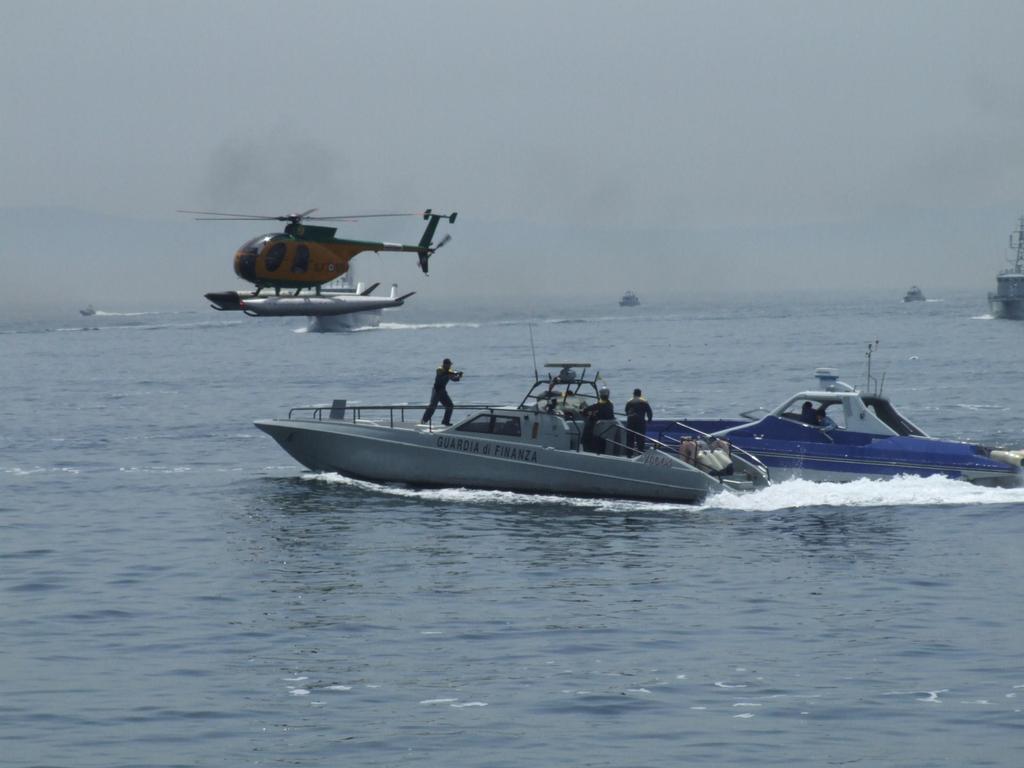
[{"x1": 180, "y1": 207, "x2": 456, "y2": 316}]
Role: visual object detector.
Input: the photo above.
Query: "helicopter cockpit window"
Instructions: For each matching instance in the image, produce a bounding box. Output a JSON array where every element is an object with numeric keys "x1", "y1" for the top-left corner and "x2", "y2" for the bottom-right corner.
[
  {"x1": 292, "y1": 244, "x2": 310, "y2": 274},
  {"x1": 238, "y1": 235, "x2": 267, "y2": 256},
  {"x1": 264, "y1": 242, "x2": 287, "y2": 272}
]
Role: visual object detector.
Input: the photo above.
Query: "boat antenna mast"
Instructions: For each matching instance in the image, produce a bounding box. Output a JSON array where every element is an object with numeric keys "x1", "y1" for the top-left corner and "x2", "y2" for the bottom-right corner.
[
  {"x1": 1010, "y1": 216, "x2": 1024, "y2": 273},
  {"x1": 864, "y1": 339, "x2": 883, "y2": 396},
  {"x1": 528, "y1": 323, "x2": 539, "y2": 381}
]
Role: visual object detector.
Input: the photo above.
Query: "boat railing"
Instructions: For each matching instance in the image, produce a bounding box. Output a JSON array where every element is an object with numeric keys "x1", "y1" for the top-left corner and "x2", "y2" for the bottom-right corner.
[
  {"x1": 518, "y1": 380, "x2": 601, "y2": 409},
  {"x1": 594, "y1": 421, "x2": 767, "y2": 484},
  {"x1": 568, "y1": 417, "x2": 716, "y2": 461},
  {"x1": 286, "y1": 402, "x2": 505, "y2": 429},
  {"x1": 663, "y1": 420, "x2": 771, "y2": 477},
  {"x1": 596, "y1": 422, "x2": 681, "y2": 458},
  {"x1": 582, "y1": 419, "x2": 698, "y2": 460}
]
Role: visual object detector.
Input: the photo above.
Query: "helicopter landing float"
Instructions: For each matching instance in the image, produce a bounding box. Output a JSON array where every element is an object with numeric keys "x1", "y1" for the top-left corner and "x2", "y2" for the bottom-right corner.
[
  {"x1": 181, "y1": 207, "x2": 456, "y2": 317},
  {"x1": 204, "y1": 280, "x2": 413, "y2": 315},
  {"x1": 240, "y1": 282, "x2": 414, "y2": 317}
]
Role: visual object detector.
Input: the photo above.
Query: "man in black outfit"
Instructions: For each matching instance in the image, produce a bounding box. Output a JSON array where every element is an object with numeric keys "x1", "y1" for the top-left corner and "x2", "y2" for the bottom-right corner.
[
  {"x1": 581, "y1": 386, "x2": 615, "y2": 454},
  {"x1": 624, "y1": 388, "x2": 654, "y2": 455},
  {"x1": 421, "y1": 358, "x2": 462, "y2": 426}
]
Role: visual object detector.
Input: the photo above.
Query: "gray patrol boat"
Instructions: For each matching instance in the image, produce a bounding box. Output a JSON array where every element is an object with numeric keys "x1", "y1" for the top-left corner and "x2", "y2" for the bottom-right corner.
[
  {"x1": 255, "y1": 363, "x2": 770, "y2": 503},
  {"x1": 988, "y1": 215, "x2": 1024, "y2": 320}
]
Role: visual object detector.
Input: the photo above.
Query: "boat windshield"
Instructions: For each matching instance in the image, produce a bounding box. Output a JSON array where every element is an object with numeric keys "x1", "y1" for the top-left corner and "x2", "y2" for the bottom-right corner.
[{"x1": 778, "y1": 397, "x2": 846, "y2": 429}]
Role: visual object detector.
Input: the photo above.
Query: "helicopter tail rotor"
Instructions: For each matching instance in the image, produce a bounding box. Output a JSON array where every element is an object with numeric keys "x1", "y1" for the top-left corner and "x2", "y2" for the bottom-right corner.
[{"x1": 416, "y1": 210, "x2": 458, "y2": 274}]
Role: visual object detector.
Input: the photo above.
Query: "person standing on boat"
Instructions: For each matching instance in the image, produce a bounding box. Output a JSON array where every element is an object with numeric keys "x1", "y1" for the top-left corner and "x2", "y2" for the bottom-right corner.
[
  {"x1": 624, "y1": 388, "x2": 654, "y2": 455},
  {"x1": 581, "y1": 386, "x2": 615, "y2": 454},
  {"x1": 421, "y1": 358, "x2": 463, "y2": 426}
]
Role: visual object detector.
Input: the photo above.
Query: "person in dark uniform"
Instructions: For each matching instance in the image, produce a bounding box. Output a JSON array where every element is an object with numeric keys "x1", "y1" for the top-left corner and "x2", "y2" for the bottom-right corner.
[
  {"x1": 624, "y1": 388, "x2": 654, "y2": 455},
  {"x1": 421, "y1": 358, "x2": 463, "y2": 426},
  {"x1": 800, "y1": 400, "x2": 817, "y2": 424},
  {"x1": 581, "y1": 386, "x2": 615, "y2": 454}
]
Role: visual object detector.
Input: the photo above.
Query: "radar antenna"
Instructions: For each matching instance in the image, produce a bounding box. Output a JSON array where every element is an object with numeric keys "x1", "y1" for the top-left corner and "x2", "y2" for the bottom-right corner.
[
  {"x1": 864, "y1": 340, "x2": 882, "y2": 396},
  {"x1": 1010, "y1": 216, "x2": 1024, "y2": 273}
]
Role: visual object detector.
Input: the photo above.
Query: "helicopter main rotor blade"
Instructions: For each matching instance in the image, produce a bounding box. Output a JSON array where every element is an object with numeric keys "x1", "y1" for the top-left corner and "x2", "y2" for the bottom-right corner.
[
  {"x1": 177, "y1": 209, "x2": 290, "y2": 221},
  {"x1": 178, "y1": 208, "x2": 319, "y2": 222},
  {"x1": 178, "y1": 208, "x2": 427, "y2": 222},
  {"x1": 307, "y1": 211, "x2": 426, "y2": 222}
]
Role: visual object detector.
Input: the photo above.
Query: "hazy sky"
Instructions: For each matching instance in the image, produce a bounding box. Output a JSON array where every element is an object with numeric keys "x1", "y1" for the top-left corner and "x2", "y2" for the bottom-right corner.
[{"x1": 3, "y1": 0, "x2": 1024, "y2": 307}]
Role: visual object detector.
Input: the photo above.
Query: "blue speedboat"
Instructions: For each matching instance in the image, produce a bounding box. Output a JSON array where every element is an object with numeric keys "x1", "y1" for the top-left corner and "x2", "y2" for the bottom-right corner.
[{"x1": 649, "y1": 369, "x2": 1024, "y2": 487}]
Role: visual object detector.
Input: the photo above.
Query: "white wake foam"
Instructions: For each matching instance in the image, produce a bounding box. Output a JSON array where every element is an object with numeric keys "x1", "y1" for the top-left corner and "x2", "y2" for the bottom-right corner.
[
  {"x1": 708, "y1": 474, "x2": 1024, "y2": 512},
  {"x1": 301, "y1": 471, "x2": 1024, "y2": 513},
  {"x1": 301, "y1": 472, "x2": 690, "y2": 513},
  {"x1": 375, "y1": 321, "x2": 481, "y2": 331}
]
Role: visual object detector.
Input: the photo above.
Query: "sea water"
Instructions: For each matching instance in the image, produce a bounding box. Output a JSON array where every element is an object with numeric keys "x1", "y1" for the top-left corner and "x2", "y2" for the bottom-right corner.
[{"x1": 2, "y1": 291, "x2": 1023, "y2": 767}]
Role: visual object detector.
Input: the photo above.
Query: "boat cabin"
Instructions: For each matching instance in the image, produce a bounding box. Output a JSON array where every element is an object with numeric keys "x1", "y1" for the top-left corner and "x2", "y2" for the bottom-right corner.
[
  {"x1": 425, "y1": 362, "x2": 623, "y2": 453},
  {"x1": 446, "y1": 405, "x2": 596, "y2": 453},
  {"x1": 768, "y1": 390, "x2": 927, "y2": 437}
]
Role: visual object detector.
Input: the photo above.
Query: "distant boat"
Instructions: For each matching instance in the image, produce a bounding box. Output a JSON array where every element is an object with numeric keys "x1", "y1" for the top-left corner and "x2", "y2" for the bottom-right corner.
[
  {"x1": 80, "y1": 304, "x2": 96, "y2": 316},
  {"x1": 619, "y1": 290, "x2": 639, "y2": 307},
  {"x1": 903, "y1": 286, "x2": 925, "y2": 302},
  {"x1": 988, "y1": 215, "x2": 1024, "y2": 320}
]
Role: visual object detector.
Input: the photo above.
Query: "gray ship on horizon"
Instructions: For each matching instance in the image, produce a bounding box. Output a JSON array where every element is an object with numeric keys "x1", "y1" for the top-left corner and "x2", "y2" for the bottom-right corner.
[{"x1": 988, "y1": 215, "x2": 1024, "y2": 320}]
